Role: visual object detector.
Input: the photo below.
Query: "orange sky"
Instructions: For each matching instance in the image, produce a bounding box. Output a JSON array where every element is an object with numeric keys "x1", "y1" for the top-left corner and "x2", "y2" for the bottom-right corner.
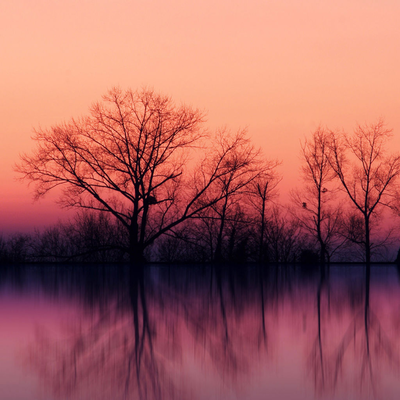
[{"x1": 2, "y1": 0, "x2": 400, "y2": 233}]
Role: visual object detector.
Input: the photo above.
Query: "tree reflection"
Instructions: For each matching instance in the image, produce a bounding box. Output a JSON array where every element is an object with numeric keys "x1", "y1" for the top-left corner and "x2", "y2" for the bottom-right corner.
[
  {"x1": 308, "y1": 265, "x2": 400, "y2": 398},
  {"x1": 332, "y1": 267, "x2": 400, "y2": 397},
  {"x1": 25, "y1": 266, "x2": 274, "y2": 400},
  {"x1": 27, "y1": 267, "x2": 178, "y2": 400},
  {"x1": 308, "y1": 265, "x2": 328, "y2": 392},
  {"x1": 15, "y1": 264, "x2": 400, "y2": 400}
]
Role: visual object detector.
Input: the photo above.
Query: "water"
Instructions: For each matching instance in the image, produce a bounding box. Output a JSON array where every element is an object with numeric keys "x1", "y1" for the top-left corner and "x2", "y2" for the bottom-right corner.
[{"x1": 1, "y1": 264, "x2": 400, "y2": 400}]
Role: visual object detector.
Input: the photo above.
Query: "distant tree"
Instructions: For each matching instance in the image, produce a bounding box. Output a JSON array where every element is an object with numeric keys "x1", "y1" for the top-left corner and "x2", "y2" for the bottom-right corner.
[
  {"x1": 30, "y1": 225, "x2": 70, "y2": 262},
  {"x1": 31, "y1": 211, "x2": 126, "y2": 262},
  {"x1": 0, "y1": 233, "x2": 32, "y2": 264},
  {"x1": 291, "y1": 128, "x2": 345, "y2": 265},
  {"x1": 328, "y1": 121, "x2": 400, "y2": 265},
  {"x1": 247, "y1": 162, "x2": 281, "y2": 263},
  {"x1": 264, "y1": 207, "x2": 303, "y2": 263},
  {"x1": 224, "y1": 203, "x2": 249, "y2": 263},
  {"x1": 16, "y1": 88, "x2": 266, "y2": 264}
]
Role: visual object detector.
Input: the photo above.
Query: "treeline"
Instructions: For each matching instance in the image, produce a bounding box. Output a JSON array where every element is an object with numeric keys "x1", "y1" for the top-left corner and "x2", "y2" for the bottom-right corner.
[
  {"x1": 0, "y1": 204, "x2": 394, "y2": 265},
  {"x1": 0, "y1": 212, "x2": 126, "y2": 264},
  {"x1": 7, "y1": 88, "x2": 400, "y2": 265}
]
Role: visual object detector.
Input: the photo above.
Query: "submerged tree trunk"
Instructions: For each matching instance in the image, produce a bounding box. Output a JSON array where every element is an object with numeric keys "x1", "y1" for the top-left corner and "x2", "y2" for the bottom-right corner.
[
  {"x1": 129, "y1": 224, "x2": 146, "y2": 265},
  {"x1": 129, "y1": 244, "x2": 145, "y2": 265}
]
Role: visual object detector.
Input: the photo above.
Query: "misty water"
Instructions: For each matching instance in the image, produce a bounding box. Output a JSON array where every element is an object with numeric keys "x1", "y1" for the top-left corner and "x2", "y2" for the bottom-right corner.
[{"x1": 1, "y1": 264, "x2": 400, "y2": 400}]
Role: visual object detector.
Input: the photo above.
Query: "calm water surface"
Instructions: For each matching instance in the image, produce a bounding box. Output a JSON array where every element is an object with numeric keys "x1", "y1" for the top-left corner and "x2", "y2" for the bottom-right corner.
[{"x1": 1, "y1": 264, "x2": 400, "y2": 400}]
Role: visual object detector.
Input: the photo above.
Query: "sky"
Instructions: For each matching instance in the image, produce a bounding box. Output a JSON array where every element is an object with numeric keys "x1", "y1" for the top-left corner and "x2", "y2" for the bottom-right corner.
[{"x1": 2, "y1": 0, "x2": 400, "y2": 233}]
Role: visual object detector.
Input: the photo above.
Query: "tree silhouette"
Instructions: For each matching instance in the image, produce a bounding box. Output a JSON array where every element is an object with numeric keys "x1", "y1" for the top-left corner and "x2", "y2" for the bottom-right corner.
[
  {"x1": 247, "y1": 163, "x2": 280, "y2": 263},
  {"x1": 16, "y1": 88, "x2": 267, "y2": 263},
  {"x1": 328, "y1": 121, "x2": 400, "y2": 265},
  {"x1": 199, "y1": 130, "x2": 264, "y2": 262},
  {"x1": 292, "y1": 127, "x2": 345, "y2": 265},
  {"x1": 24, "y1": 266, "x2": 275, "y2": 400}
]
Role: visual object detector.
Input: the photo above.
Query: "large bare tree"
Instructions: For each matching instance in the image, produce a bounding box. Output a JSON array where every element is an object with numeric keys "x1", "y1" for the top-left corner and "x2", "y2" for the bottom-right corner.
[
  {"x1": 328, "y1": 121, "x2": 400, "y2": 265},
  {"x1": 16, "y1": 88, "x2": 265, "y2": 263}
]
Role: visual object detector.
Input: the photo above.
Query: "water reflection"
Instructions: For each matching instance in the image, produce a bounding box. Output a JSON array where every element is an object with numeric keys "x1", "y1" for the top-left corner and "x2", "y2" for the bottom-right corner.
[
  {"x1": 2, "y1": 264, "x2": 400, "y2": 399},
  {"x1": 307, "y1": 266, "x2": 400, "y2": 399}
]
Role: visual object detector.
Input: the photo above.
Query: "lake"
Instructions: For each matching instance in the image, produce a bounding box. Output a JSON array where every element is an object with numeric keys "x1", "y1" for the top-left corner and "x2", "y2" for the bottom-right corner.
[{"x1": 1, "y1": 263, "x2": 400, "y2": 400}]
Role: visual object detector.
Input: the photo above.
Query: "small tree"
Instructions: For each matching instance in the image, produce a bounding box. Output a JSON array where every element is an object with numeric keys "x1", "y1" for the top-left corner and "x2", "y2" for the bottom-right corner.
[
  {"x1": 292, "y1": 128, "x2": 345, "y2": 265},
  {"x1": 328, "y1": 121, "x2": 400, "y2": 265},
  {"x1": 204, "y1": 130, "x2": 263, "y2": 262},
  {"x1": 264, "y1": 206, "x2": 303, "y2": 263},
  {"x1": 247, "y1": 162, "x2": 281, "y2": 263}
]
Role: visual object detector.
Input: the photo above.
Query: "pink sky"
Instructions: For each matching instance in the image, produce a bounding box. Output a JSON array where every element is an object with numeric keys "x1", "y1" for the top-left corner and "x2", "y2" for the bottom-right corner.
[{"x1": 2, "y1": 0, "x2": 400, "y2": 233}]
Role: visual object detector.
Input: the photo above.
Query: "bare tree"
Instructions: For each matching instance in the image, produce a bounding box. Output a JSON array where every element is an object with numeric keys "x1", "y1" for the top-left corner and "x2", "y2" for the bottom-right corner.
[
  {"x1": 264, "y1": 206, "x2": 303, "y2": 263},
  {"x1": 247, "y1": 162, "x2": 281, "y2": 263},
  {"x1": 16, "y1": 88, "x2": 265, "y2": 264},
  {"x1": 328, "y1": 121, "x2": 400, "y2": 265},
  {"x1": 185, "y1": 130, "x2": 280, "y2": 263},
  {"x1": 203, "y1": 130, "x2": 263, "y2": 262},
  {"x1": 292, "y1": 128, "x2": 345, "y2": 265},
  {"x1": 0, "y1": 233, "x2": 32, "y2": 264}
]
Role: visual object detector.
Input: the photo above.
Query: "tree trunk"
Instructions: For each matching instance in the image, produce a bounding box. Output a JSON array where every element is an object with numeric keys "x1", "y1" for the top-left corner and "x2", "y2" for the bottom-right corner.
[
  {"x1": 214, "y1": 197, "x2": 228, "y2": 263},
  {"x1": 365, "y1": 215, "x2": 371, "y2": 266},
  {"x1": 259, "y1": 199, "x2": 266, "y2": 263},
  {"x1": 129, "y1": 225, "x2": 145, "y2": 265},
  {"x1": 319, "y1": 243, "x2": 326, "y2": 267}
]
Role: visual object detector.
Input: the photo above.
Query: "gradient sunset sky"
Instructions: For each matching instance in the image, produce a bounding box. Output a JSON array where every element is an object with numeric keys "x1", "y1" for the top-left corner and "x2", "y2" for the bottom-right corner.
[{"x1": 2, "y1": 0, "x2": 400, "y2": 233}]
